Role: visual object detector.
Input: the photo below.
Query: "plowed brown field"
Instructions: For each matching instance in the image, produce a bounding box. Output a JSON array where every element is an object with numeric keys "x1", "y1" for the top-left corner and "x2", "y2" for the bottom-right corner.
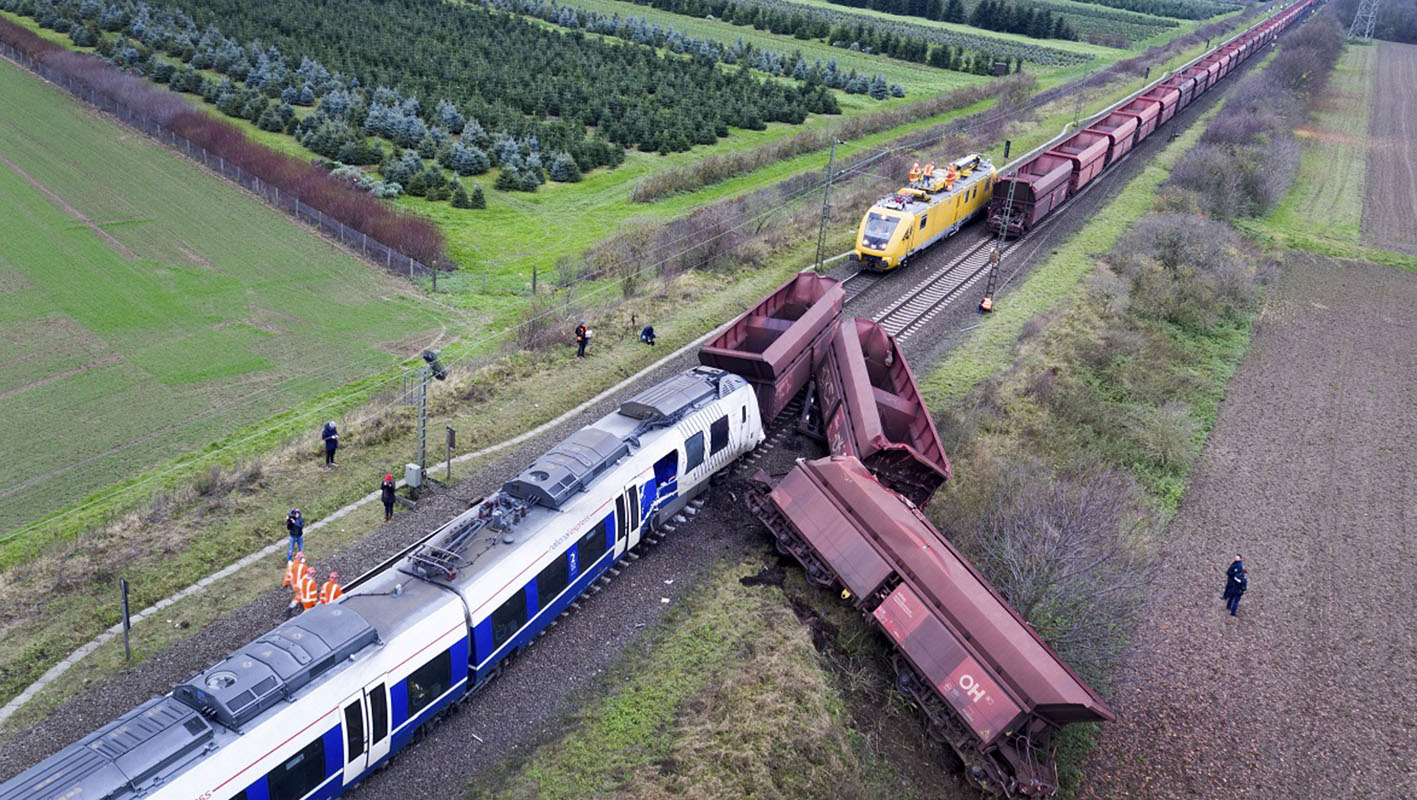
[
  {"x1": 1363, "y1": 41, "x2": 1417, "y2": 254},
  {"x1": 1078, "y1": 255, "x2": 1417, "y2": 799}
]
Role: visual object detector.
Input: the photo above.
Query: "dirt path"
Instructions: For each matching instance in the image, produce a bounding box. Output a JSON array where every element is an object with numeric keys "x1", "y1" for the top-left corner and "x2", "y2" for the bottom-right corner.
[
  {"x1": 1363, "y1": 41, "x2": 1417, "y2": 254},
  {"x1": 1078, "y1": 255, "x2": 1417, "y2": 799}
]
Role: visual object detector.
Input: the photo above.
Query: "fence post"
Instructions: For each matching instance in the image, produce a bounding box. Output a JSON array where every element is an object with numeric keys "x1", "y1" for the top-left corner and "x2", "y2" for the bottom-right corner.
[{"x1": 120, "y1": 577, "x2": 131, "y2": 661}]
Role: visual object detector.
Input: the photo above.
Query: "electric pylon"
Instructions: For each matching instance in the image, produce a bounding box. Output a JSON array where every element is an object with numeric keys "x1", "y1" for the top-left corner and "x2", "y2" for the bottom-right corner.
[{"x1": 1348, "y1": 0, "x2": 1380, "y2": 41}]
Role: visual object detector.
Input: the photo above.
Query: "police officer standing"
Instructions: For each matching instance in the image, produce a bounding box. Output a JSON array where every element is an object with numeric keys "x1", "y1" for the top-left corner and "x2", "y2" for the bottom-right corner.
[{"x1": 1222, "y1": 555, "x2": 1248, "y2": 617}]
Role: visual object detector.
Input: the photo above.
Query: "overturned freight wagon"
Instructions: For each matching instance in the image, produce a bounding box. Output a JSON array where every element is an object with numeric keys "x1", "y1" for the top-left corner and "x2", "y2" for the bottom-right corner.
[
  {"x1": 699, "y1": 272, "x2": 844, "y2": 421},
  {"x1": 748, "y1": 456, "x2": 1114, "y2": 798},
  {"x1": 810, "y1": 318, "x2": 950, "y2": 507}
]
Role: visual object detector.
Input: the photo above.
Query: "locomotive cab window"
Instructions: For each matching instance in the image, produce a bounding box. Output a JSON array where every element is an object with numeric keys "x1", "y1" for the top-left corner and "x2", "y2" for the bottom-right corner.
[
  {"x1": 579, "y1": 520, "x2": 608, "y2": 564},
  {"x1": 266, "y1": 738, "x2": 325, "y2": 800},
  {"x1": 490, "y1": 592, "x2": 528, "y2": 652},
  {"x1": 709, "y1": 416, "x2": 729, "y2": 456},
  {"x1": 685, "y1": 431, "x2": 704, "y2": 471},
  {"x1": 537, "y1": 553, "x2": 571, "y2": 609},
  {"x1": 919, "y1": 215, "x2": 928, "y2": 230},
  {"x1": 741, "y1": 406, "x2": 747, "y2": 423},
  {"x1": 406, "y1": 650, "x2": 451, "y2": 718}
]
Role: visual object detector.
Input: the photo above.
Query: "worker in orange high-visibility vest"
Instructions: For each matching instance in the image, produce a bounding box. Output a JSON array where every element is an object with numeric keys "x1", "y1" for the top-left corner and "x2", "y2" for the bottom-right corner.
[
  {"x1": 282, "y1": 551, "x2": 307, "y2": 589},
  {"x1": 295, "y1": 566, "x2": 320, "y2": 611},
  {"x1": 319, "y1": 572, "x2": 343, "y2": 605}
]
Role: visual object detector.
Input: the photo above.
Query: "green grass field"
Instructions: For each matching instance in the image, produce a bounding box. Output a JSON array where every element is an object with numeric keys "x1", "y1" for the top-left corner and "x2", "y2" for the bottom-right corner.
[
  {"x1": 1263, "y1": 44, "x2": 1374, "y2": 247},
  {"x1": 0, "y1": 57, "x2": 452, "y2": 535}
]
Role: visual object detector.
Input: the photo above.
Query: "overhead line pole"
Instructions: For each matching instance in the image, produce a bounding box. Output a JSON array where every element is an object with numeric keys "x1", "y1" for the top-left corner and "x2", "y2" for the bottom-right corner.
[{"x1": 813, "y1": 139, "x2": 839, "y2": 274}]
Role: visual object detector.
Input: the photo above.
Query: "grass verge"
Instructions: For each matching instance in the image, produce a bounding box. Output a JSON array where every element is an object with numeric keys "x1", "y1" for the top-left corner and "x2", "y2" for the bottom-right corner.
[{"x1": 465, "y1": 555, "x2": 916, "y2": 799}]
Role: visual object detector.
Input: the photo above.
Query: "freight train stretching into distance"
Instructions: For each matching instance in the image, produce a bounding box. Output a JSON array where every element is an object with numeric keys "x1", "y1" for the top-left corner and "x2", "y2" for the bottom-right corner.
[{"x1": 0, "y1": 2, "x2": 1318, "y2": 798}]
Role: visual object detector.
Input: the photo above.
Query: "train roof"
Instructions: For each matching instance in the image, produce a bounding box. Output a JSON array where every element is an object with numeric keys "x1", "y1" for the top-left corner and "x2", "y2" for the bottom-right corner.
[
  {"x1": 869, "y1": 155, "x2": 994, "y2": 217},
  {"x1": 394, "y1": 367, "x2": 748, "y2": 597},
  {"x1": 0, "y1": 697, "x2": 212, "y2": 800}
]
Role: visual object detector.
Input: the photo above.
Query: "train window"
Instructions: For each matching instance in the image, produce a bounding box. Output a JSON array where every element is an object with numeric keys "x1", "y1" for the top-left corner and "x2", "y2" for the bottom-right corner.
[
  {"x1": 537, "y1": 553, "x2": 571, "y2": 609},
  {"x1": 265, "y1": 738, "x2": 325, "y2": 800},
  {"x1": 344, "y1": 701, "x2": 365, "y2": 762},
  {"x1": 685, "y1": 431, "x2": 704, "y2": 471},
  {"x1": 578, "y1": 520, "x2": 608, "y2": 564},
  {"x1": 709, "y1": 416, "x2": 729, "y2": 456},
  {"x1": 406, "y1": 650, "x2": 451, "y2": 718},
  {"x1": 919, "y1": 214, "x2": 927, "y2": 230},
  {"x1": 370, "y1": 684, "x2": 387, "y2": 745},
  {"x1": 741, "y1": 406, "x2": 746, "y2": 423},
  {"x1": 490, "y1": 592, "x2": 528, "y2": 652}
]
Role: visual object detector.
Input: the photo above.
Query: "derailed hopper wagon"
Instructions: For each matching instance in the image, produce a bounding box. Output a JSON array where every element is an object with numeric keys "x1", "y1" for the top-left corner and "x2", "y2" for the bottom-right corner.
[
  {"x1": 748, "y1": 456, "x2": 1114, "y2": 798},
  {"x1": 699, "y1": 272, "x2": 844, "y2": 421},
  {"x1": 811, "y1": 318, "x2": 951, "y2": 508}
]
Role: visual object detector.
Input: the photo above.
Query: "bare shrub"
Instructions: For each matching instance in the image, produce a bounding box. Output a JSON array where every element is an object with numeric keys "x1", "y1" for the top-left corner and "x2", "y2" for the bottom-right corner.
[
  {"x1": 1132, "y1": 401, "x2": 1200, "y2": 471},
  {"x1": 1113, "y1": 213, "x2": 1259, "y2": 330},
  {"x1": 194, "y1": 465, "x2": 223, "y2": 497},
  {"x1": 970, "y1": 462, "x2": 1155, "y2": 688},
  {"x1": 512, "y1": 294, "x2": 568, "y2": 351}
]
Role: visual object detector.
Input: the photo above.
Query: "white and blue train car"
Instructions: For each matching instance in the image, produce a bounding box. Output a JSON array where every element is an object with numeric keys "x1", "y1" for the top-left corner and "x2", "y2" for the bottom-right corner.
[{"x1": 0, "y1": 367, "x2": 763, "y2": 800}]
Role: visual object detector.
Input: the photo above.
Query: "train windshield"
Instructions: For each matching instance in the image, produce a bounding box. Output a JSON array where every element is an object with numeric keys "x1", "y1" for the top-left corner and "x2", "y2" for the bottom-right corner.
[{"x1": 862, "y1": 213, "x2": 901, "y2": 247}]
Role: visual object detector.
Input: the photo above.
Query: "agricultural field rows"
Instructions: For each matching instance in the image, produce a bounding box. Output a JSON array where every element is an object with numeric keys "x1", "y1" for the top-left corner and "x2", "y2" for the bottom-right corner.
[{"x1": 0, "y1": 57, "x2": 450, "y2": 536}]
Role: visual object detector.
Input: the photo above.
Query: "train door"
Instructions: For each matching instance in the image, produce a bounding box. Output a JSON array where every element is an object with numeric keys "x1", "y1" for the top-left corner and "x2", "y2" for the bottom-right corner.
[
  {"x1": 614, "y1": 485, "x2": 641, "y2": 557},
  {"x1": 340, "y1": 679, "x2": 390, "y2": 784}
]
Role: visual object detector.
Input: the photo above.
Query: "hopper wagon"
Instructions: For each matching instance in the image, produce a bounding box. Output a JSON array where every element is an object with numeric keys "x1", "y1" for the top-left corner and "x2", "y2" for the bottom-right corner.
[
  {"x1": 748, "y1": 456, "x2": 1114, "y2": 797},
  {"x1": 698, "y1": 272, "x2": 843, "y2": 422},
  {"x1": 809, "y1": 318, "x2": 951, "y2": 508}
]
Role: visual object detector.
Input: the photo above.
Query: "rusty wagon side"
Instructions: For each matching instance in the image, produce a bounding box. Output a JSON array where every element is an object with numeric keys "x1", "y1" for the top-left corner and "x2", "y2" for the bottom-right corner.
[
  {"x1": 811, "y1": 318, "x2": 950, "y2": 507},
  {"x1": 698, "y1": 272, "x2": 843, "y2": 421},
  {"x1": 748, "y1": 456, "x2": 1113, "y2": 798}
]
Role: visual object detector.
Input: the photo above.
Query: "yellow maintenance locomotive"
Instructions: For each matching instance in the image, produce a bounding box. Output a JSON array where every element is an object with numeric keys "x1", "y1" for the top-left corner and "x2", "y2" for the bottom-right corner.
[{"x1": 851, "y1": 154, "x2": 996, "y2": 271}]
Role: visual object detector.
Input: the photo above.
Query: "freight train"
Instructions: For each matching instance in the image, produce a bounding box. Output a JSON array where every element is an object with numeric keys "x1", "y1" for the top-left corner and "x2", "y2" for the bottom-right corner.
[
  {"x1": 852, "y1": 154, "x2": 997, "y2": 271},
  {"x1": 0, "y1": 3, "x2": 1319, "y2": 798},
  {"x1": 988, "y1": 0, "x2": 1318, "y2": 236}
]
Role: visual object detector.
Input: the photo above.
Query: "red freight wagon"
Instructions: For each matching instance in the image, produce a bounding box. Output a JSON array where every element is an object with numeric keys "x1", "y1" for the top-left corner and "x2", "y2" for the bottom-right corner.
[
  {"x1": 1200, "y1": 58, "x2": 1222, "y2": 86},
  {"x1": 1116, "y1": 96, "x2": 1162, "y2": 143},
  {"x1": 1141, "y1": 85, "x2": 1180, "y2": 125},
  {"x1": 1162, "y1": 74, "x2": 1198, "y2": 109},
  {"x1": 811, "y1": 318, "x2": 951, "y2": 507},
  {"x1": 1182, "y1": 65, "x2": 1212, "y2": 95},
  {"x1": 1086, "y1": 112, "x2": 1140, "y2": 166},
  {"x1": 1045, "y1": 130, "x2": 1110, "y2": 193},
  {"x1": 986, "y1": 153, "x2": 1073, "y2": 236},
  {"x1": 698, "y1": 273, "x2": 843, "y2": 421},
  {"x1": 749, "y1": 456, "x2": 1115, "y2": 797}
]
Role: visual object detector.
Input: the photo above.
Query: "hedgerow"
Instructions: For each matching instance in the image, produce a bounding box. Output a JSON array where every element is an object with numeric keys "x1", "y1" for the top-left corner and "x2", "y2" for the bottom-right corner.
[{"x1": 0, "y1": 17, "x2": 446, "y2": 263}]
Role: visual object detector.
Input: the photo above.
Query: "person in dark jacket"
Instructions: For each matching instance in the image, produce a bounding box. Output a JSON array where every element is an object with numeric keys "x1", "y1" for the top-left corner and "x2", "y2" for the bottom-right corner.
[
  {"x1": 286, "y1": 508, "x2": 305, "y2": 561},
  {"x1": 575, "y1": 321, "x2": 589, "y2": 359},
  {"x1": 322, "y1": 421, "x2": 339, "y2": 466},
  {"x1": 380, "y1": 473, "x2": 397, "y2": 522},
  {"x1": 640, "y1": 325, "x2": 656, "y2": 346},
  {"x1": 1222, "y1": 555, "x2": 1247, "y2": 616}
]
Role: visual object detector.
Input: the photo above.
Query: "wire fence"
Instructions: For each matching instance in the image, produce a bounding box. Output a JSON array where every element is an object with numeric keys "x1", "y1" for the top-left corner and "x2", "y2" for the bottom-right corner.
[{"x1": 0, "y1": 42, "x2": 436, "y2": 280}]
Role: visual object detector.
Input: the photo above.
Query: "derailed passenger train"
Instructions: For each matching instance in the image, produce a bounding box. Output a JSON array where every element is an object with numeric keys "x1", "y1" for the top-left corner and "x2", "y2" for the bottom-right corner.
[{"x1": 0, "y1": 368, "x2": 764, "y2": 800}]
